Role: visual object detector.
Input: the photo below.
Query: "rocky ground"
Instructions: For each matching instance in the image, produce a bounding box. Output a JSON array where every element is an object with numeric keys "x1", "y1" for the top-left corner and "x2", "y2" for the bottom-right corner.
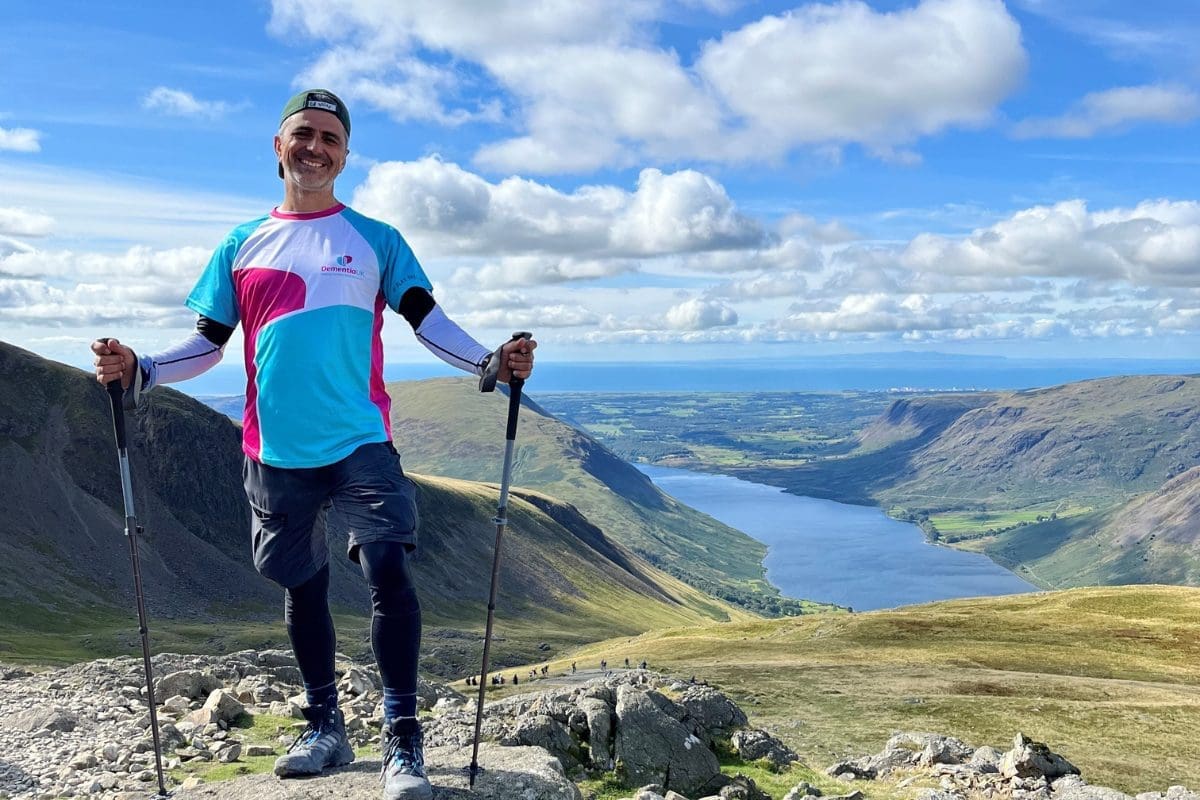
[{"x1": 0, "y1": 654, "x2": 1194, "y2": 800}]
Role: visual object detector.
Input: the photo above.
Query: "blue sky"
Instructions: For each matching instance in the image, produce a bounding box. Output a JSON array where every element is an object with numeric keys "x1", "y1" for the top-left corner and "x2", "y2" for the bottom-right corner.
[{"x1": 2, "y1": 0, "x2": 1199, "y2": 373}]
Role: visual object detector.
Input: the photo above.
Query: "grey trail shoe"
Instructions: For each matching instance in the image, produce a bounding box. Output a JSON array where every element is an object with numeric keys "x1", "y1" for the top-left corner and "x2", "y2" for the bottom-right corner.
[
  {"x1": 381, "y1": 718, "x2": 433, "y2": 800},
  {"x1": 274, "y1": 703, "x2": 355, "y2": 777}
]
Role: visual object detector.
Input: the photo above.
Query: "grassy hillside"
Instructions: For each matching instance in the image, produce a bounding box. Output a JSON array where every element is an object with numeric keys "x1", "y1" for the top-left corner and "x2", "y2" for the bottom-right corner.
[
  {"x1": 551, "y1": 585, "x2": 1200, "y2": 794},
  {"x1": 386, "y1": 378, "x2": 816, "y2": 614},
  {"x1": 711, "y1": 376, "x2": 1200, "y2": 588},
  {"x1": 978, "y1": 466, "x2": 1200, "y2": 589},
  {"x1": 0, "y1": 341, "x2": 755, "y2": 669},
  {"x1": 883, "y1": 374, "x2": 1200, "y2": 510}
]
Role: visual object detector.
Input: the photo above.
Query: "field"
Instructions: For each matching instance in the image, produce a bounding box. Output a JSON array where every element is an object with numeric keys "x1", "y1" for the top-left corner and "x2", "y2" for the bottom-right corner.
[
  {"x1": 927, "y1": 502, "x2": 1094, "y2": 543},
  {"x1": 534, "y1": 585, "x2": 1200, "y2": 795}
]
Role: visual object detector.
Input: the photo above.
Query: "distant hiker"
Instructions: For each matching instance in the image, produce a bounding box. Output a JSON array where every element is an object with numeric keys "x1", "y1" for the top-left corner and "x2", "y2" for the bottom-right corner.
[
  {"x1": 571, "y1": 662, "x2": 577, "y2": 674},
  {"x1": 624, "y1": 658, "x2": 630, "y2": 668},
  {"x1": 512, "y1": 673, "x2": 519, "y2": 686},
  {"x1": 541, "y1": 665, "x2": 549, "y2": 676},
  {"x1": 600, "y1": 659, "x2": 607, "y2": 671},
  {"x1": 640, "y1": 660, "x2": 648, "y2": 670},
  {"x1": 91, "y1": 87, "x2": 536, "y2": 800}
]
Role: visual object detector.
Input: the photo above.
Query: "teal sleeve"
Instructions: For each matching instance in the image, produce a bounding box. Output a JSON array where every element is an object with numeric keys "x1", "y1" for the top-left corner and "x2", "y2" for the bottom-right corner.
[
  {"x1": 343, "y1": 208, "x2": 433, "y2": 311},
  {"x1": 185, "y1": 232, "x2": 242, "y2": 328}
]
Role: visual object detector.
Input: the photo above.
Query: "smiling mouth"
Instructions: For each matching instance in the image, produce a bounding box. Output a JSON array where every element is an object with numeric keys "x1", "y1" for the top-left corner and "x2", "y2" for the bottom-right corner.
[{"x1": 298, "y1": 158, "x2": 327, "y2": 169}]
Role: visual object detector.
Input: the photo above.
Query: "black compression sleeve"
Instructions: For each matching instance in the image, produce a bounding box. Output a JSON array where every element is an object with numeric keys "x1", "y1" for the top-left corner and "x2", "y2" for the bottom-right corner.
[
  {"x1": 197, "y1": 316, "x2": 235, "y2": 346},
  {"x1": 398, "y1": 287, "x2": 436, "y2": 330}
]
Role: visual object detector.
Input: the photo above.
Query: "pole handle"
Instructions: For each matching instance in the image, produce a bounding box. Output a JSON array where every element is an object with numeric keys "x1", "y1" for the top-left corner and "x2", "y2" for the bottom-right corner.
[
  {"x1": 106, "y1": 379, "x2": 127, "y2": 451},
  {"x1": 503, "y1": 331, "x2": 530, "y2": 440},
  {"x1": 96, "y1": 338, "x2": 129, "y2": 451},
  {"x1": 505, "y1": 378, "x2": 523, "y2": 441}
]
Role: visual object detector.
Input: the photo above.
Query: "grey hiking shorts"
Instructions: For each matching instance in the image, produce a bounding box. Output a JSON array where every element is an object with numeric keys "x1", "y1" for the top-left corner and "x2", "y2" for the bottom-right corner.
[{"x1": 242, "y1": 441, "x2": 420, "y2": 588}]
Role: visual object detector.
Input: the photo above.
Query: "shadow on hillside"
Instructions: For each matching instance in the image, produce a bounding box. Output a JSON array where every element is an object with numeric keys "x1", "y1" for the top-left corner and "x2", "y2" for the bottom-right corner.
[{"x1": 513, "y1": 490, "x2": 679, "y2": 605}]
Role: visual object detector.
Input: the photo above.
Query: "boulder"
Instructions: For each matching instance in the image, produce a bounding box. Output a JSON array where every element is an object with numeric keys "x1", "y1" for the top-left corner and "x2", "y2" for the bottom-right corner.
[
  {"x1": 731, "y1": 728, "x2": 799, "y2": 769},
  {"x1": 13, "y1": 706, "x2": 78, "y2": 733},
  {"x1": 1000, "y1": 734, "x2": 1080, "y2": 781},
  {"x1": 825, "y1": 759, "x2": 876, "y2": 780},
  {"x1": 578, "y1": 696, "x2": 614, "y2": 769},
  {"x1": 1052, "y1": 775, "x2": 1133, "y2": 800},
  {"x1": 615, "y1": 684, "x2": 722, "y2": 797},
  {"x1": 783, "y1": 782, "x2": 823, "y2": 800},
  {"x1": 508, "y1": 713, "x2": 581, "y2": 770},
  {"x1": 677, "y1": 684, "x2": 749, "y2": 740},
  {"x1": 155, "y1": 670, "x2": 221, "y2": 701}
]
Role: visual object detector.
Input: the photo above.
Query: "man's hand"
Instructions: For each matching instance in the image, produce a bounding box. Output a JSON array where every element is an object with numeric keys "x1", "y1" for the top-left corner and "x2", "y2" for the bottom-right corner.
[
  {"x1": 497, "y1": 336, "x2": 537, "y2": 384},
  {"x1": 92, "y1": 338, "x2": 136, "y2": 389}
]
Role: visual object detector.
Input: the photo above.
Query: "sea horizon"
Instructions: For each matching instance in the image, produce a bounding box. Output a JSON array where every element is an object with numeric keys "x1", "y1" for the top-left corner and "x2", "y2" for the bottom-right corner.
[{"x1": 183, "y1": 351, "x2": 1200, "y2": 398}]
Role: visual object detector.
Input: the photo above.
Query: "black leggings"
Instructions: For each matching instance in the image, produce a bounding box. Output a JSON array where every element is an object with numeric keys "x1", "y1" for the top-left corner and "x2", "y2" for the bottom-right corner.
[{"x1": 284, "y1": 541, "x2": 421, "y2": 704}]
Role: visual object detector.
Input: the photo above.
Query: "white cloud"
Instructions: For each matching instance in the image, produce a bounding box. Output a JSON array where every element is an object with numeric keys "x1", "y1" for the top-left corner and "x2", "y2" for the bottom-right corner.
[
  {"x1": 270, "y1": 0, "x2": 1026, "y2": 172},
  {"x1": 0, "y1": 126, "x2": 41, "y2": 153},
  {"x1": 608, "y1": 169, "x2": 765, "y2": 254},
  {"x1": 697, "y1": 0, "x2": 1025, "y2": 156},
  {"x1": 351, "y1": 158, "x2": 765, "y2": 264},
  {"x1": 449, "y1": 256, "x2": 637, "y2": 290},
  {"x1": 709, "y1": 271, "x2": 808, "y2": 300},
  {"x1": 295, "y1": 44, "x2": 501, "y2": 127},
  {"x1": 0, "y1": 208, "x2": 54, "y2": 237},
  {"x1": 0, "y1": 246, "x2": 208, "y2": 328},
  {"x1": 143, "y1": 87, "x2": 237, "y2": 120},
  {"x1": 0, "y1": 161, "x2": 269, "y2": 250},
  {"x1": 665, "y1": 297, "x2": 738, "y2": 330},
  {"x1": 901, "y1": 199, "x2": 1200, "y2": 287},
  {"x1": 1013, "y1": 84, "x2": 1200, "y2": 139},
  {"x1": 459, "y1": 303, "x2": 601, "y2": 330},
  {"x1": 0, "y1": 235, "x2": 36, "y2": 257},
  {"x1": 780, "y1": 293, "x2": 970, "y2": 334}
]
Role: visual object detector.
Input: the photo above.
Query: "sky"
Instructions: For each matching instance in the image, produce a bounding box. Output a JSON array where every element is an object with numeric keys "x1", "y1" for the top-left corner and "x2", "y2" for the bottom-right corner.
[{"x1": 2, "y1": 0, "x2": 1199, "y2": 375}]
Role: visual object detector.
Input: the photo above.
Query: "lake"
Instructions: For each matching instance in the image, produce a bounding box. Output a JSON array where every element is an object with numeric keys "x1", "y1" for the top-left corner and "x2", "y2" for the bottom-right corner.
[{"x1": 637, "y1": 464, "x2": 1037, "y2": 611}]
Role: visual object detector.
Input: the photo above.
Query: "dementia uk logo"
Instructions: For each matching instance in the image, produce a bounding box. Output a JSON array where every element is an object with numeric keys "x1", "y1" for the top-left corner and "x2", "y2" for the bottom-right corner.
[{"x1": 321, "y1": 254, "x2": 363, "y2": 278}]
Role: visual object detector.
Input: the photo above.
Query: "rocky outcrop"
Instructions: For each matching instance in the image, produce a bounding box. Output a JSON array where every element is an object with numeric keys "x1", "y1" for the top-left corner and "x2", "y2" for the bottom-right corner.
[
  {"x1": 0, "y1": 654, "x2": 791, "y2": 800},
  {"x1": 3, "y1": 649, "x2": 1193, "y2": 800},
  {"x1": 823, "y1": 731, "x2": 1192, "y2": 800}
]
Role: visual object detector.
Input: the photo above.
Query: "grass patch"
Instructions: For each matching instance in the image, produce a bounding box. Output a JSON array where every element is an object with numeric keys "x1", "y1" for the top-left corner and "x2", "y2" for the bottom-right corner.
[
  {"x1": 560, "y1": 586, "x2": 1200, "y2": 795},
  {"x1": 929, "y1": 503, "x2": 1093, "y2": 540}
]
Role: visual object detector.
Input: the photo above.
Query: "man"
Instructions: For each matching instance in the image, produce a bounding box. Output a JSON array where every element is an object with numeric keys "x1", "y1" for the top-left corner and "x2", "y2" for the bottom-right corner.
[{"x1": 92, "y1": 88, "x2": 536, "y2": 800}]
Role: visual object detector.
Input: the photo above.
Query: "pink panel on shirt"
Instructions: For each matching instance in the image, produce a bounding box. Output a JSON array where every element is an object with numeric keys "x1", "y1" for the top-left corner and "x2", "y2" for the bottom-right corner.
[
  {"x1": 370, "y1": 292, "x2": 392, "y2": 439},
  {"x1": 234, "y1": 268, "x2": 308, "y2": 459}
]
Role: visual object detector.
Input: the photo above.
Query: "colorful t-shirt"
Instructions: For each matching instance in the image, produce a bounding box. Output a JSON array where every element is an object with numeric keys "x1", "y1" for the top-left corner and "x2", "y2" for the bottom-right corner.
[{"x1": 186, "y1": 203, "x2": 433, "y2": 468}]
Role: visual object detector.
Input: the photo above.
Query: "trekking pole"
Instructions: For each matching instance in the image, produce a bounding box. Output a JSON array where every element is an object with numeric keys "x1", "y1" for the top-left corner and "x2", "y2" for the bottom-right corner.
[
  {"x1": 103, "y1": 375, "x2": 169, "y2": 798},
  {"x1": 467, "y1": 332, "x2": 532, "y2": 788}
]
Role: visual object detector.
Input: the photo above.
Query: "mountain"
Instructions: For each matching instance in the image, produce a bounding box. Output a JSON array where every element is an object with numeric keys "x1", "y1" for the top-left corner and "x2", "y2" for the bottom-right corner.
[
  {"x1": 736, "y1": 374, "x2": 1200, "y2": 588},
  {"x1": 981, "y1": 465, "x2": 1200, "y2": 588},
  {"x1": 0, "y1": 341, "x2": 752, "y2": 669},
  {"x1": 383, "y1": 378, "x2": 811, "y2": 614},
  {"x1": 879, "y1": 375, "x2": 1200, "y2": 509}
]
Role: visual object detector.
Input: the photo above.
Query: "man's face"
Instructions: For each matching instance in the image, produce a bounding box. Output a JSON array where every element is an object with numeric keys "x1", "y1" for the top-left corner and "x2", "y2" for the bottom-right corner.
[{"x1": 274, "y1": 109, "x2": 349, "y2": 192}]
